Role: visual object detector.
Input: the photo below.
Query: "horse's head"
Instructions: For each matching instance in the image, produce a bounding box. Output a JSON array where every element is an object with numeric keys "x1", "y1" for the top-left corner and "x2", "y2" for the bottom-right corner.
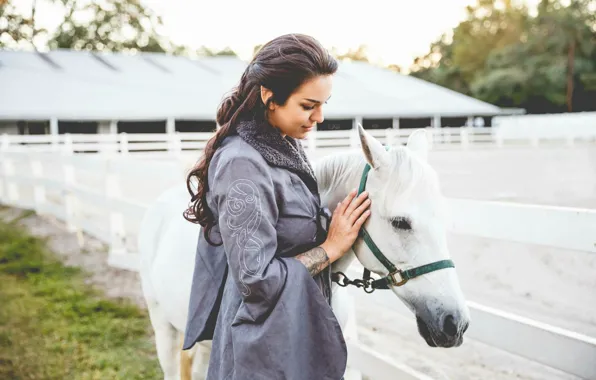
[{"x1": 353, "y1": 125, "x2": 470, "y2": 348}]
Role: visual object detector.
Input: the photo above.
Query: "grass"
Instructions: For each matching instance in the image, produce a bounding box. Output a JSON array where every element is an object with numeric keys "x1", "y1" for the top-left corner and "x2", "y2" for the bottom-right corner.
[{"x1": 0, "y1": 211, "x2": 161, "y2": 380}]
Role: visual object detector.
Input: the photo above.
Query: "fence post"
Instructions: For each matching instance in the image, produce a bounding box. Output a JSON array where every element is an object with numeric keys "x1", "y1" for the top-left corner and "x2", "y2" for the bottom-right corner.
[
  {"x1": 63, "y1": 133, "x2": 73, "y2": 155},
  {"x1": 385, "y1": 128, "x2": 394, "y2": 148},
  {"x1": 493, "y1": 127, "x2": 503, "y2": 148},
  {"x1": 62, "y1": 155, "x2": 78, "y2": 233},
  {"x1": 50, "y1": 118, "x2": 59, "y2": 150},
  {"x1": 119, "y1": 133, "x2": 129, "y2": 155},
  {"x1": 30, "y1": 157, "x2": 47, "y2": 214},
  {"x1": 168, "y1": 132, "x2": 182, "y2": 156},
  {"x1": 1, "y1": 134, "x2": 9, "y2": 152},
  {"x1": 105, "y1": 166, "x2": 127, "y2": 257},
  {"x1": 1, "y1": 156, "x2": 19, "y2": 204},
  {"x1": 425, "y1": 127, "x2": 434, "y2": 150},
  {"x1": 460, "y1": 128, "x2": 469, "y2": 149},
  {"x1": 431, "y1": 127, "x2": 442, "y2": 146},
  {"x1": 530, "y1": 126, "x2": 539, "y2": 148}
]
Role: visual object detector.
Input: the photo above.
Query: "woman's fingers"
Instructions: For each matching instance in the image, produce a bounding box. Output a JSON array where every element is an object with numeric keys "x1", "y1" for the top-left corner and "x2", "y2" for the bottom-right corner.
[
  {"x1": 349, "y1": 198, "x2": 371, "y2": 224},
  {"x1": 344, "y1": 191, "x2": 369, "y2": 218},
  {"x1": 336, "y1": 189, "x2": 357, "y2": 215},
  {"x1": 355, "y1": 210, "x2": 371, "y2": 227}
]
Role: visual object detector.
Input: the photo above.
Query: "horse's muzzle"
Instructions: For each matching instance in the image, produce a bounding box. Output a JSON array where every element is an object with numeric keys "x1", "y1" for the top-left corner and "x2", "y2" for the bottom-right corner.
[{"x1": 416, "y1": 314, "x2": 469, "y2": 348}]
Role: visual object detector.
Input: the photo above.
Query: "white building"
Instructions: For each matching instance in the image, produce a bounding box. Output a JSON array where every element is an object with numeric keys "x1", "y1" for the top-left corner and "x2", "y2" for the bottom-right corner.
[{"x1": 0, "y1": 49, "x2": 517, "y2": 135}]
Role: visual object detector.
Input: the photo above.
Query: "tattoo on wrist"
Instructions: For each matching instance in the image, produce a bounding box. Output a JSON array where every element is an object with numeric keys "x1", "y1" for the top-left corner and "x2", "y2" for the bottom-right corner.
[{"x1": 295, "y1": 247, "x2": 330, "y2": 277}]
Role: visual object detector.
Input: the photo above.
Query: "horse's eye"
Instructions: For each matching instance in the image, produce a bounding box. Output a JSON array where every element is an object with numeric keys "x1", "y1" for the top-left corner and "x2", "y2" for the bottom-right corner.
[{"x1": 391, "y1": 217, "x2": 412, "y2": 231}]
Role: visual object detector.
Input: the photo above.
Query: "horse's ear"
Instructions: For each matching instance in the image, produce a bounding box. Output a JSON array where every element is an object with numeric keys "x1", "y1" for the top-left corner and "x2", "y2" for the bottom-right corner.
[
  {"x1": 357, "y1": 124, "x2": 389, "y2": 169},
  {"x1": 406, "y1": 129, "x2": 429, "y2": 162}
]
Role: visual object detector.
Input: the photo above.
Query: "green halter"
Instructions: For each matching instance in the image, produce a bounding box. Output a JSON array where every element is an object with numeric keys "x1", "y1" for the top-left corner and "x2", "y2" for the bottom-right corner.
[{"x1": 332, "y1": 147, "x2": 455, "y2": 293}]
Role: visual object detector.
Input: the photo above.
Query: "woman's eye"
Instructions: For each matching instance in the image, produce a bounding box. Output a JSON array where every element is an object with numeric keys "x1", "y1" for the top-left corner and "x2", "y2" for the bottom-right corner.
[
  {"x1": 391, "y1": 217, "x2": 412, "y2": 231},
  {"x1": 301, "y1": 104, "x2": 314, "y2": 111}
]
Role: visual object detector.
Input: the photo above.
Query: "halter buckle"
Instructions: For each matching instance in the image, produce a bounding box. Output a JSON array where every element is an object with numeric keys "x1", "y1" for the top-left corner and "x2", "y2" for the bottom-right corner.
[{"x1": 390, "y1": 270, "x2": 408, "y2": 287}]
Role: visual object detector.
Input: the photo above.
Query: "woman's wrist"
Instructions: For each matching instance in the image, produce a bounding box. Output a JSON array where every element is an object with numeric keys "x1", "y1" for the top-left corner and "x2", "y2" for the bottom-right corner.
[
  {"x1": 320, "y1": 242, "x2": 341, "y2": 263},
  {"x1": 294, "y1": 246, "x2": 331, "y2": 277}
]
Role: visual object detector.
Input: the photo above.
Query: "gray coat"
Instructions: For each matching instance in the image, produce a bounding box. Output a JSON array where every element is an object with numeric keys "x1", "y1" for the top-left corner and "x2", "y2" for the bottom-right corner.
[{"x1": 182, "y1": 120, "x2": 347, "y2": 380}]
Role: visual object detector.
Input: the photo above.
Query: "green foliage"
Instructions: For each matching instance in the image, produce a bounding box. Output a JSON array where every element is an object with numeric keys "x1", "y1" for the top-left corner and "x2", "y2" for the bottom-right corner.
[
  {"x1": 0, "y1": 0, "x2": 238, "y2": 57},
  {"x1": 410, "y1": 0, "x2": 596, "y2": 113},
  {"x1": 0, "y1": 2, "x2": 37, "y2": 49},
  {"x1": 47, "y1": 0, "x2": 171, "y2": 53},
  {"x1": 172, "y1": 45, "x2": 238, "y2": 57},
  {"x1": 332, "y1": 44, "x2": 370, "y2": 62},
  {"x1": 0, "y1": 214, "x2": 161, "y2": 380}
]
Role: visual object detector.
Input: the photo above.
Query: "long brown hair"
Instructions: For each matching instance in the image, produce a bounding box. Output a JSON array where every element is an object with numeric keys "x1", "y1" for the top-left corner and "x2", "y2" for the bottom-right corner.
[{"x1": 184, "y1": 33, "x2": 338, "y2": 245}]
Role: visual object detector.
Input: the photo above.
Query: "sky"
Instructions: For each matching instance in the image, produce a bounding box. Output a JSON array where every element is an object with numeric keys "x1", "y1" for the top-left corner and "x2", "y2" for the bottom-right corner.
[{"x1": 15, "y1": 0, "x2": 541, "y2": 70}]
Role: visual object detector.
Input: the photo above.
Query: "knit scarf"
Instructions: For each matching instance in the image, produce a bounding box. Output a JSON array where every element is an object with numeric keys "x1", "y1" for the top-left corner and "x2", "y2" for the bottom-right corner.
[{"x1": 235, "y1": 119, "x2": 318, "y2": 193}]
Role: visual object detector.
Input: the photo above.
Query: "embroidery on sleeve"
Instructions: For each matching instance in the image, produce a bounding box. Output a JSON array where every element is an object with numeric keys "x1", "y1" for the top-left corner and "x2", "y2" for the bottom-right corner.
[{"x1": 225, "y1": 179, "x2": 265, "y2": 296}]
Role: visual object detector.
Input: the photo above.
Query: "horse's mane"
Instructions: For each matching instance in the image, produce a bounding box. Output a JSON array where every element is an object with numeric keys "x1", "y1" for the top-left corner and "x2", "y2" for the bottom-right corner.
[{"x1": 314, "y1": 145, "x2": 435, "y2": 192}]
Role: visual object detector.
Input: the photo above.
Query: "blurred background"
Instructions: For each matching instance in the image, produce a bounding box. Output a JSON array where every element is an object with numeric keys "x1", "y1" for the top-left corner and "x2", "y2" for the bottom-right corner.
[
  {"x1": 0, "y1": 1, "x2": 595, "y2": 380},
  {"x1": 1, "y1": 0, "x2": 595, "y2": 134}
]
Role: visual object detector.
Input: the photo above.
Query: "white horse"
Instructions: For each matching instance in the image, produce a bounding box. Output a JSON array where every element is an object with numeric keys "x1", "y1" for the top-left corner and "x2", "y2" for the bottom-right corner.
[{"x1": 138, "y1": 126, "x2": 471, "y2": 380}]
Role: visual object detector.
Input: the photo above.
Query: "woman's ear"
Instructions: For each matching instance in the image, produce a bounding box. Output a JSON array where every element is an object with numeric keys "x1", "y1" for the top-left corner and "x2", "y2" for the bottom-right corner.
[{"x1": 260, "y1": 86, "x2": 275, "y2": 110}]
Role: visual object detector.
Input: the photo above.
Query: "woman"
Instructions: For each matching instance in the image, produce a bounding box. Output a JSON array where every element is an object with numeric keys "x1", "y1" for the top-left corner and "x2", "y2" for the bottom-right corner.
[{"x1": 182, "y1": 33, "x2": 371, "y2": 379}]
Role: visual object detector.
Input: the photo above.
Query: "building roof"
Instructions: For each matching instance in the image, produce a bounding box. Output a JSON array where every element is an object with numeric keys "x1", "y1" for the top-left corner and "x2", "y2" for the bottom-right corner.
[{"x1": 0, "y1": 49, "x2": 504, "y2": 121}]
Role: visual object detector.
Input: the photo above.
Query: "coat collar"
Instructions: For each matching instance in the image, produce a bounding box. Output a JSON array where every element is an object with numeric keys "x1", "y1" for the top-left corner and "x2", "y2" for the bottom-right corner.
[{"x1": 236, "y1": 119, "x2": 318, "y2": 192}]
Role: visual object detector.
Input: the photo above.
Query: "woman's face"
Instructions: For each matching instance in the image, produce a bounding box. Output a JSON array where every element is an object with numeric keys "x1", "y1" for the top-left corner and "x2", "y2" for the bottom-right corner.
[{"x1": 265, "y1": 75, "x2": 333, "y2": 140}]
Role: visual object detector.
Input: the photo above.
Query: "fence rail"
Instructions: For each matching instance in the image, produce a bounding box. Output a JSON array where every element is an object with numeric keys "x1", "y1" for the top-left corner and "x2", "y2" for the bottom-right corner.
[
  {"x1": 1, "y1": 141, "x2": 595, "y2": 379},
  {"x1": 348, "y1": 265, "x2": 596, "y2": 380},
  {"x1": 2, "y1": 125, "x2": 595, "y2": 156}
]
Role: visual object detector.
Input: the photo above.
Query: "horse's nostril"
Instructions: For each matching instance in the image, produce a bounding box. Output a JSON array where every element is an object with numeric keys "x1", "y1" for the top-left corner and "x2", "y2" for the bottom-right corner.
[
  {"x1": 463, "y1": 320, "x2": 470, "y2": 334},
  {"x1": 443, "y1": 314, "x2": 458, "y2": 337}
]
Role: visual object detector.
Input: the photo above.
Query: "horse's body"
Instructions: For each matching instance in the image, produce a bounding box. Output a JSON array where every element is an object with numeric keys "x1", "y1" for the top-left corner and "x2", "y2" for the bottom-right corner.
[{"x1": 138, "y1": 127, "x2": 470, "y2": 380}]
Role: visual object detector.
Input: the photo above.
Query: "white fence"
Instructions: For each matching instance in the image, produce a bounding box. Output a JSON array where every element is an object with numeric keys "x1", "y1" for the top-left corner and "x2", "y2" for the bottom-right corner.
[
  {"x1": 493, "y1": 111, "x2": 596, "y2": 145},
  {"x1": 1, "y1": 137, "x2": 595, "y2": 379},
  {"x1": 2, "y1": 123, "x2": 595, "y2": 157}
]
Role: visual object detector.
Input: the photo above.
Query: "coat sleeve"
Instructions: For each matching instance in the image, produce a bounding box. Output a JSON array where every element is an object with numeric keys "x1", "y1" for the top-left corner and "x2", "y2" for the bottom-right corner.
[{"x1": 212, "y1": 153, "x2": 287, "y2": 324}]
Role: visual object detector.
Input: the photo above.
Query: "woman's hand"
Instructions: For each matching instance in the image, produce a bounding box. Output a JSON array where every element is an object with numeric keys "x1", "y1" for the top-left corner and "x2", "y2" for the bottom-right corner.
[{"x1": 321, "y1": 189, "x2": 371, "y2": 263}]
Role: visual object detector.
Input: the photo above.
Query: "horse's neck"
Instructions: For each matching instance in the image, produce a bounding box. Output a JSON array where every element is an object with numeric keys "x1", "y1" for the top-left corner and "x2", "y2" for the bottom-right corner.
[{"x1": 314, "y1": 151, "x2": 367, "y2": 274}]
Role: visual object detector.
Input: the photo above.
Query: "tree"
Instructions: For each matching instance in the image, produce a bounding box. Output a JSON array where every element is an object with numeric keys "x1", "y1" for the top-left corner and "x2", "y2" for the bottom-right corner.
[
  {"x1": 0, "y1": 1, "x2": 45, "y2": 49},
  {"x1": 386, "y1": 64, "x2": 402, "y2": 73},
  {"x1": 332, "y1": 44, "x2": 370, "y2": 62},
  {"x1": 453, "y1": 0, "x2": 529, "y2": 83},
  {"x1": 531, "y1": 0, "x2": 596, "y2": 111},
  {"x1": 410, "y1": 34, "x2": 470, "y2": 94},
  {"x1": 48, "y1": 0, "x2": 172, "y2": 53},
  {"x1": 212, "y1": 47, "x2": 236, "y2": 57},
  {"x1": 471, "y1": 0, "x2": 596, "y2": 112},
  {"x1": 411, "y1": 0, "x2": 529, "y2": 95},
  {"x1": 1, "y1": 0, "x2": 175, "y2": 53},
  {"x1": 409, "y1": 0, "x2": 596, "y2": 113}
]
